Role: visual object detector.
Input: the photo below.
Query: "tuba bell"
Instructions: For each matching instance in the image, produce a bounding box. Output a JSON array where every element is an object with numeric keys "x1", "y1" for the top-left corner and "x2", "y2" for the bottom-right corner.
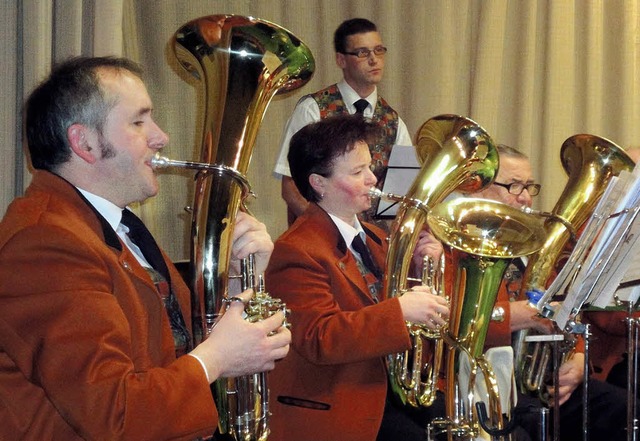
[
  {"x1": 157, "y1": 15, "x2": 314, "y2": 441},
  {"x1": 376, "y1": 114, "x2": 499, "y2": 409},
  {"x1": 514, "y1": 134, "x2": 635, "y2": 401},
  {"x1": 427, "y1": 198, "x2": 545, "y2": 440}
]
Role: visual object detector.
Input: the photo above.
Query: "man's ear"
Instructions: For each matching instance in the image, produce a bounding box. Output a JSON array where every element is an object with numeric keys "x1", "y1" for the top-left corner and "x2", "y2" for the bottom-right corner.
[
  {"x1": 335, "y1": 52, "x2": 347, "y2": 70},
  {"x1": 67, "y1": 124, "x2": 97, "y2": 164}
]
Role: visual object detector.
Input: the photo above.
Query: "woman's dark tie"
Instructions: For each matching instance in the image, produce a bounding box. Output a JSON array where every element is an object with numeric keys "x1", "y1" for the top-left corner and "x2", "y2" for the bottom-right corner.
[{"x1": 352, "y1": 234, "x2": 382, "y2": 279}]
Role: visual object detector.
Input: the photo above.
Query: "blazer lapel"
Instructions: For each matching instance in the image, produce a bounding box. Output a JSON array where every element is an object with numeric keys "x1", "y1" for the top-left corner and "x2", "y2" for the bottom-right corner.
[
  {"x1": 336, "y1": 227, "x2": 384, "y2": 305},
  {"x1": 306, "y1": 204, "x2": 384, "y2": 305},
  {"x1": 363, "y1": 225, "x2": 386, "y2": 272},
  {"x1": 337, "y1": 252, "x2": 378, "y2": 305}
]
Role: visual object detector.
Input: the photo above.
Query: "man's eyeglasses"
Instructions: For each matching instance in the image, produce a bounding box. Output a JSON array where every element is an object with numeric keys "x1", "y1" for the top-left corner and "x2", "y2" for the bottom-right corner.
[
  {"x1": 493, "y1": 181, "x2": 541, "y2": 196},
  {"x1": 342, "y1": 46, "x2": 388, "y2": 59}
]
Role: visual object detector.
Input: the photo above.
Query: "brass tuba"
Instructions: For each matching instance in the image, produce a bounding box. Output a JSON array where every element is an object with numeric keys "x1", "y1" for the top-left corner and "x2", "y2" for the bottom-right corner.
[
  {"x1": 378, "y1": 114, "x2": 499, "y2": 408},
  {"x1": 157, "y1": 15, "x2": 314, "y2": 441},
  {"x1": 514, "y1": 134, "x2": 634, "y2": 400},
  {"x1": 427, "y1": 198, "x2": 545, "y2": 440}
]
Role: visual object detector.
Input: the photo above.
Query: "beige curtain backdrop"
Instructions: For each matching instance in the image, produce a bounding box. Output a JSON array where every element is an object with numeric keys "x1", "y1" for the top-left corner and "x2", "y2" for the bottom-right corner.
[{"x1": 2, "y1": 0, "x2": 640, "y2": 262}]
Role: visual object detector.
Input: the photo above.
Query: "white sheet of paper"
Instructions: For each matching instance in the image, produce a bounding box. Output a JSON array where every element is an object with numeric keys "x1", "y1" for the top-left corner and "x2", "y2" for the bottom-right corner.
[
  {"x1": 551, "y1": 165, "x2": 640, "y2": 328},
  {"x1": 377, "y1": 145, "x2": 420, "y2": 217}
]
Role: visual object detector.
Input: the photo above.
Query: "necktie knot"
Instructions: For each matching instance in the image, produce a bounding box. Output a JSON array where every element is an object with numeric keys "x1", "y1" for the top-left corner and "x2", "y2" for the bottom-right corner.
[
  {"x1": 121, "y1": 209, "x2": 169, "y2": 281},
  {"x1": 352, "y1": 234, "x2": 381, "y2": 279},
  {"x1": 121, "y1": 209, "x2": 146, "y2": 243},
  {"x1": 353, "y1": 99, "x2": 368, "y2": 115}
]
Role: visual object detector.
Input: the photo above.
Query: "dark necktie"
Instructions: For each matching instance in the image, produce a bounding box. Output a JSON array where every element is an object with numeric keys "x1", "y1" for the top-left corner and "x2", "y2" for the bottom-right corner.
[
  {"x1": 352, "y1": 234, "x2": 381, "y2": 279},
  {"x1": 353, "y1": 99, "x2": 368, "y2": 115},
  {"x1": 121, "y1": 209, "x2": 170, "y2": 282},
  {"x1": 121, "y1": 210, "x2": 191, "y2": 355}
]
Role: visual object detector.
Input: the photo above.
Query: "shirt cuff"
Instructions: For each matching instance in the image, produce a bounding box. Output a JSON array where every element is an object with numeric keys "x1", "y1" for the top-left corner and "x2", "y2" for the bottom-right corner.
[{"x1": 187, "y1": 353, "x2": 210, "y2": 383}]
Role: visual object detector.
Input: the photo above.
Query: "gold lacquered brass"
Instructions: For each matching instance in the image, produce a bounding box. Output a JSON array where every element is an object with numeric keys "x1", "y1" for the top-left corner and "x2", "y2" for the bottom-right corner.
[
  {"x1": 168, "y1": 15, "x2": 314, "y2": 441},
  {"x1": 428, "y1": 198, "x2": 545, "y2": 440},
  {"x1": 521, "y1": 135, "x2": 635, "y2": 296},
  {"x1": 382, "y1": 114, "x2": 498, "y2": 409},
  {"x1": 515, "y1": 135, "x2": 634, "y2": 402}
]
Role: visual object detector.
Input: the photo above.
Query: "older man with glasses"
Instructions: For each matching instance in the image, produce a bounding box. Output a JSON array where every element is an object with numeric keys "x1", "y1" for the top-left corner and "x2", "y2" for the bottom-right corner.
[
  {"x1": 273, "y1": 17, "x2": 413, "y2": 230},
  {"x1": 475, "y1": 144, "x2": 541, "y2": 210},
  {"x1": 476, "y1": 144, "x2": 628, "y2": 441}
]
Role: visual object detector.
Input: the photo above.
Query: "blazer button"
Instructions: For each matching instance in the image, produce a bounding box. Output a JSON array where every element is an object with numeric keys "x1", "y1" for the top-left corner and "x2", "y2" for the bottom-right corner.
[
  {"x1": 338, "y1": 262, "x2": 346, "y2": 270},
  {"x1": 122, "y1": 261, "x2": 132, "y2": 271}
]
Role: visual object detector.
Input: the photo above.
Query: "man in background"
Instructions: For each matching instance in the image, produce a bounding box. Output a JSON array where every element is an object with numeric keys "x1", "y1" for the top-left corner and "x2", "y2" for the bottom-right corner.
[
  {"x1": 273, "y1": 17, "x2": 413, "y2": 230},
  {"x1": 477, "y1": 144, "x2": 628, "y2": 441}
]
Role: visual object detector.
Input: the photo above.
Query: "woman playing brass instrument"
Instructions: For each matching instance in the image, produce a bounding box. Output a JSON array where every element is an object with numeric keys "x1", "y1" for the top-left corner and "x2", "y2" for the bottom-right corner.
[{"x1": 265, "y1": 115, "x2": 450, "y2": 441}]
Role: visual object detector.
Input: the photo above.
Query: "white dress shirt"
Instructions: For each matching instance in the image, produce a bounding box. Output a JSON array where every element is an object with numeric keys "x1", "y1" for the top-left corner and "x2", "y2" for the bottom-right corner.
[
  {"x1": 76, "y1": 189, "x2": 151, "y2": 269},
  {"x1": 273, "y1": 79, "x2": 413, "y2": 177},
  {"x1": 327, "y1": 213, "x2": 367, "y2": 258}
]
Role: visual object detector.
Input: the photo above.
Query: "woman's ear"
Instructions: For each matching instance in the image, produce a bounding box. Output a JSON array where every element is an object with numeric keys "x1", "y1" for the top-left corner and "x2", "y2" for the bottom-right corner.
[
  {"x1": 67, "y1": 124, "x2": 98, "y2": 164},
  {"x1": 309, "y1": 173, "x2": 325, "y2": 196}
]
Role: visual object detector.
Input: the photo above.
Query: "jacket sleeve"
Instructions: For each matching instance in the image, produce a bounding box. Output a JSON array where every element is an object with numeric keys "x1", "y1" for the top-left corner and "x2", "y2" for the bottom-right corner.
[
  {"x1": 266, "y1": 238, "x2": 411, "y2": 365},
  {"x1": 485, "y1": 299, "x2": 513, "y2": 348}
]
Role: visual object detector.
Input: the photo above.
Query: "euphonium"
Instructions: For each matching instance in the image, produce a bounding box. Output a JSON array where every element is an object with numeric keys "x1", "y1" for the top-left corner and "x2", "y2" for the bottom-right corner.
[
  {"x1": 379, "y1": 114, "x2": 499, "y2": 408},
  {"x1": 161, "y1": 15, "x2": 314, "y2": 441},
  {"x1": 427, "y1": 198, "x2": 545, "y2": 440},
  {"x1": 515, "y1": 134, "x2": 634, "y2": 400}
]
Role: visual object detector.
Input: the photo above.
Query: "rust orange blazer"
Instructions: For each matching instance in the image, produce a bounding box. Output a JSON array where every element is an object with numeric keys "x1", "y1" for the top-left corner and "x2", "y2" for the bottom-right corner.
[
  {"x1": 265, "y1": 203, "x2": 412, "y2": 441},
  {"x1": 0, "y1": 171, "x2": 217, "y2": 440}
]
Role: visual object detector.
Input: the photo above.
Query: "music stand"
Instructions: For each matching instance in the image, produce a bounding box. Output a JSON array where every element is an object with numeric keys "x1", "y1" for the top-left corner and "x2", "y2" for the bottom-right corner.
[
  {"x1": 532, "y1": 166, "x2": 640, "y2": 441},
  {"x1": 538, "y1": 167, "x2": 640, "y2": 330},
  {"x1": 375, "y1": 145, "x2": 420, "y2": 219}
]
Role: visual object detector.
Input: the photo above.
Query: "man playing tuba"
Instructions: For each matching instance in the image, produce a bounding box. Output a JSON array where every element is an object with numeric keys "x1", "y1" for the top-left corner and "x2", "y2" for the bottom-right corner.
[
  {"x1": 0, "y1": 56, "x2": 291, "y2": 441},
  {"x1": 470, "y1": 144, "x2": 627, "y2": 441}
]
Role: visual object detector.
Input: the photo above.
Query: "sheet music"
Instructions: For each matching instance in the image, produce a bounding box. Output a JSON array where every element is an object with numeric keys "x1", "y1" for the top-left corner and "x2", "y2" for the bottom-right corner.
[
  {"x1": 376, "y1": 145, "x2": 420, "y2": 217},
  {"x1": 580, "y1": 168, "x2": 640, "y2": 307},
  {"x1": 543, "y1": 176, "x2": 621, "y2": 318},
  {"x1": 551, "y1": 177, "x2": 624, "y2": 327},
  {"x1": 587, "y1": 210, "x2": 640, "y2": 308},
  {"x1": 551, "y1": 166, "x2": 640, "y2": 328}
]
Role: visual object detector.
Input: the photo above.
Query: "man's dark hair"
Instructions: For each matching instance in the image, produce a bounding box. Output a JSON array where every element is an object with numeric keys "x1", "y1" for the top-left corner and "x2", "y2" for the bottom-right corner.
[
  {"x1": 334, "y1": 18, "x2": 378, "y2": 53},
  {"x1": 25, "y1": 56, "x2": 144, "y2": 171},
  {"x1": 288, "y1": 114, "x2": 379, "y2": 203}
]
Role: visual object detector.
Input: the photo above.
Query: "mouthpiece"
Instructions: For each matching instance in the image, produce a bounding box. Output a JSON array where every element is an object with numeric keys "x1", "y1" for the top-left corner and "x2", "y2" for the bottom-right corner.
[
  {"x1": 369, "y1": 188, "x2": 428, "y2": 213},
  {"x1": 150, "y1": 153, "x2": 172, "y2": 169},
  {"x1": 149, "y1": 153, "x2": 254, "y2": 196},
  {"x1": 150, "y1": 153, "x2": 208, "y2": 171},
  {"x1": 368, "y1": 187, "x2": 384, "y2": 199},
  {"x1": 368, "y1": 187, "x2": 405, "y2": 202},
  {"x1": 521, "y1": 207, "x2": 577, "y2": 239}
]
